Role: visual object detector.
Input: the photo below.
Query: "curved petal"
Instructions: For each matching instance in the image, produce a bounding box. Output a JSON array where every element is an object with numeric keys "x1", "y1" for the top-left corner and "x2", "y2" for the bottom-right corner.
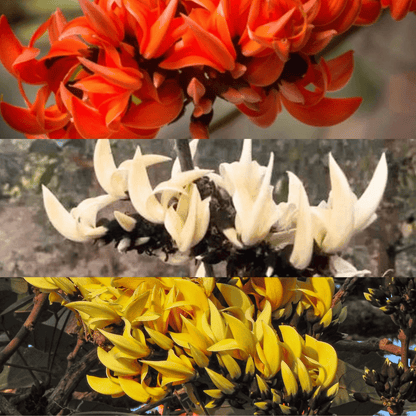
[
  {"x1": 42, "y1": 185, "x2": 87, "y2": 242},
  {"x1": 94, "y1": 139, "x2": 118, "y2": 195},
  {"x1": 281, "y1": 96, "x2": 362, "y2": 126},
  {"x1": 354, "y1": 153, "x2": 388, "y2": 233},
  {"x1": 287, "y1": 172, "x2": 313, "y2": 269},
  {"x1": 321, "y1": 153, "x2": 355, "y2": 253}
]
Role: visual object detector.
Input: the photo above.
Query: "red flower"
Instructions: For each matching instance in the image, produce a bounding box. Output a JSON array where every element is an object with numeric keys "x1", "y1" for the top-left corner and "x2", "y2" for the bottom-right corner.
[
  {"x1": 0, "y1": 0, "x2": 184, "y2": 139},
  {"x1": 236, "y1": 51, "x2": 362, "y2": 127}
]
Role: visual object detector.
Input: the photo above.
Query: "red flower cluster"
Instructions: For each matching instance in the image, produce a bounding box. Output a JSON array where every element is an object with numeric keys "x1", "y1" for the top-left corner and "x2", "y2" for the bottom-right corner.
[{"x1": 0, "y1": 0, "x2": 413, "y2": 139}]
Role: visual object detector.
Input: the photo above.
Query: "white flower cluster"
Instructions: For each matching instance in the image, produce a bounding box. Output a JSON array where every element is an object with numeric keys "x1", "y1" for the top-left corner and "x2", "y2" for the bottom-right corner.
[{"x1": 43, "y1": 140, "x2": 388, "y2": 275}]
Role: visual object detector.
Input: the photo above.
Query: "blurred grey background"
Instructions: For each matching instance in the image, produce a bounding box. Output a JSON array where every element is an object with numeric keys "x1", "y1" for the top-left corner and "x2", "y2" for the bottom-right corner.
[{"x1": 0, "y1": 1, "x2": 415, "y2": 139}]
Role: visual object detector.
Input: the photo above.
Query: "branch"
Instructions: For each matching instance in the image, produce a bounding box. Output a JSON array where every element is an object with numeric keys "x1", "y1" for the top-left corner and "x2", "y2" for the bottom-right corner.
[
  {"x1": 0, "y1": 394, "x2": 21, "y2": 416},
  {"x1": 334, "y1": 337, "x2": 416, "y2": 359},
  {"x1": 332, "y1": 277, "x2": 359, "y2": 307},
  {"x1": 46, "y1": 348, "x2": 98, "y2": 415},
  {"x1": 175, "y1": 140, "x2": 194, "y2": 172},
  {"x1": 0, "y1": 292, "x2": 49, "y2": 370}
]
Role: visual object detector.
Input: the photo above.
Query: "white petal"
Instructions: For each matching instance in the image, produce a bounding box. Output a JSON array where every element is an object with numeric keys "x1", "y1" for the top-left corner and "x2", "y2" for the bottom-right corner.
[
  {"x1": 287, "y1": 172, "x2": 313, "y2": 270},
  {"x1": 222, "y1": 228, "x2": 243, "y2": 248},
  {"x1": 178, "y1": 184, "x2": 199, "y2": 252},
  {"x1": 241, "y1": 153, "x2": 278, "y2": 245},
  {"x1": 164, "y1": 206, "x2": 183, "y2": 247},
  {"x1": 354, "y1": 153, "x2": 388, "y2": 233},
  {"x1": 240, "y1": 139, "x2": 252, "y2": 164},
  {"x1": 153, "y1": 169, "x2": 212, "y2": 195},
  {"x1": 94, "y1": 139, "x2": 117, "y2": 196},
  {"x1": 129, "y1": 149, "x2": 165, "y2": 224},
  {"x1": 329, "y1": 256, "x2": 371, "y2": 277},
  {"x1": 193, "y1": 196, "x2": 211, "y2": 247},
  {"x1": 114, "y1": 211, "x2": 137, "y2": 232},
  {"x1": 72, "y1": 195, "x2": 117, "y2": 229},
  {"x1": 42, "y1": 185, "x2": 88, "y2": 242},
  {"x1": 321, "y1": 153, "x2": 354, "y2": 253},
  {"x1": 195, "y1": 262, "x2": 207, "y2": 277}
]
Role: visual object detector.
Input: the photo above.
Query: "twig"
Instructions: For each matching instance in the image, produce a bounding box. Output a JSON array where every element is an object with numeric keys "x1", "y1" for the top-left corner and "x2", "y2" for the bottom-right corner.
[
  {"x1": 332, "y1": 277, "x2": 359, "y2": 307},
  {"x1": 203, "y1": 263, "x2": 216, "y2": 278},
  {"x1": 66, "y1": 338, "x2": 86, "y2": 371},
  {"x1": 0, "y1": 292, "x2": 49, "y2": 370},
  {"x1": 46, "y1": 348, "x2": 98, "y2": 415},
  {"x1": 334, "y1": 337, "x2": 416, "y2": 359},
  {"x1": 0, "y1": 394, "x2": 22, "y2": 416},
  {"x1": 398, "y1": 329, "x2": 410, "y2": 369},
  {"x1": 3, "y1": 361, "x2": 53, "y2": 374},
  {"x1": 175, "y1": 140, "x2": 194, "y2": 172}
]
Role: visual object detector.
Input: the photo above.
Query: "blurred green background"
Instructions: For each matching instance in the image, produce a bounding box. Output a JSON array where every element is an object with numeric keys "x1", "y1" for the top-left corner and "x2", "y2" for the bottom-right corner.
[
  {"x1": 0, "y1": 1, "x2": 415, "y2": 139},
  {"x1": 0, "y1": 139, "x2": 415, "y2": 277}
]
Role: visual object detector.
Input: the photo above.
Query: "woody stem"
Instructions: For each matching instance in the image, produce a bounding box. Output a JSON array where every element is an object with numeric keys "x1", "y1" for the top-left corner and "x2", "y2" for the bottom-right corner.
[{"x1": 175, "y1": 139, "x2": 194, "y2": 172}]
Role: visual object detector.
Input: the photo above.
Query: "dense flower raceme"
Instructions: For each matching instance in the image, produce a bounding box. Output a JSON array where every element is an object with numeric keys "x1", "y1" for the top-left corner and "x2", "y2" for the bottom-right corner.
[
  {"x1": 24, "y1": 277, "x2": 344, "y2": 414},
  {"x1": 3, "y1": 0, "x2": 410, "y2": 138},
  {"x1": 42, "y1": 139, "x2": 388, "y2": 277}
]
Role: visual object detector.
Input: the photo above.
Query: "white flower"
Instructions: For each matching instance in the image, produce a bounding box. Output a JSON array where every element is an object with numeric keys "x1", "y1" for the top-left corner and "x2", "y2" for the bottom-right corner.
[
  {"x1": 215, "y1": 139, "x2": 280, "y2": 247},
  {"x1": 94, "y1": 139, "x2": 171, "y2": 198},
  {"x1": 42, "y1": 185, "x2": 117, "y2": 242},
  {"x1": 312, "y1": 153, "x2": 388, "y2": 253},
  {"x1": 128, "y1": 145, "x2": 213, "y2": 252}
]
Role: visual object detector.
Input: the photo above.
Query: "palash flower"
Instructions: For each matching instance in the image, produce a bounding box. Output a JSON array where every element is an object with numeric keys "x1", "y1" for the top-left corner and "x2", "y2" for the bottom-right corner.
[
  {"x1": 0, "y1": 0, "x2": 377, "y2": 138},
  {"x1": 311, "y1": 152, "x2": 388, "y2": 254},
  {"x1": 25, "y1": 277, "x2": 341, "y2": 413},
  {"x1": 0, "y1": 0, "x2": 184, "y2": 139}
]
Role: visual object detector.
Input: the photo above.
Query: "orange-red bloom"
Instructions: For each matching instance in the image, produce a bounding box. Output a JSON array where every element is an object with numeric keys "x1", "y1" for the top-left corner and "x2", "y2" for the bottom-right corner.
[
  {"x1": 3, "y1": 0, "x2": 398, "y2": 138},
  {"x1": 236, "y1": 51, "x2": 362, "y2": 127}
]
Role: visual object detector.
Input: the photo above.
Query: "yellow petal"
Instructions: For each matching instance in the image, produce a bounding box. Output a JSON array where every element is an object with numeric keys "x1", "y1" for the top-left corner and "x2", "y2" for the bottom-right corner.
[
  {"x1": 118, "y1": 377, "x2": 151, "y2": 403},
  {"x1": 206, "y1": 368, "x2": 236, "y2": 395},
  {"x1": 281, "y1": 361, "x2": 298, "y2": 398},
  {"x1": 97, "y1": 347, "x2": 141, "y2": 376},
  {"x1": 86, "y1": 374, "x2": 124, "y2": 396}
]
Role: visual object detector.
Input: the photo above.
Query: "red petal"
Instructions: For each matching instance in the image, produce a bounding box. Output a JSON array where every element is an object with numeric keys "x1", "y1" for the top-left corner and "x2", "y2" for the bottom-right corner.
[
  {"x1": 281, "y1": 96, "x2": 362, "y2": 126},
  {"x1": 0, "y1": 16, "x2": 24, "y2": 76},
  {"x1": 143, "y1": 0, "x2": 178, "y2": 59},
  {"x1": 0, "y1": 102, "x2": 45, "y2": 134},
  {"x1": 237, "y1": 89, "x2": 281, "y2": 127},
  {"x1": 78, "y1": 57, "x2": 142, "y2": 90},
  {"x1": 181, "y1": 14, "x2": 235, "y2": 71},
  {"x1": 78, "y1": 0, "x2": 123, "y2": 44},
  {"x1": 325, "y1": 50, "x2": 354, "y2": 91},
  {"x1": 244, "y1": 54, "x2": 285, "y2": 86},
  {"x1": 187, "y1": 77, "x2": 206, "y2": 104},
  {"x1": 71, "y1": 96, "x2": 110, "y2": 139},
  {"x1": 313, "y1": 0, "x2": 348, "y2": 25},
  {"x1": 122, "y1": 80, "x2": 183, "y2": 129},
  {"x1": 355, "y1": 0, "x2": 382, "y2": 25}
]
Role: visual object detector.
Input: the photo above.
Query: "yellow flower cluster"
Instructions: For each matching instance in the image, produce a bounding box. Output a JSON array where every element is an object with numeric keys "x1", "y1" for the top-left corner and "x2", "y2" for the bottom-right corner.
[{"x1": 25, "y1": 277, "x2": 343, "y2": 414}]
